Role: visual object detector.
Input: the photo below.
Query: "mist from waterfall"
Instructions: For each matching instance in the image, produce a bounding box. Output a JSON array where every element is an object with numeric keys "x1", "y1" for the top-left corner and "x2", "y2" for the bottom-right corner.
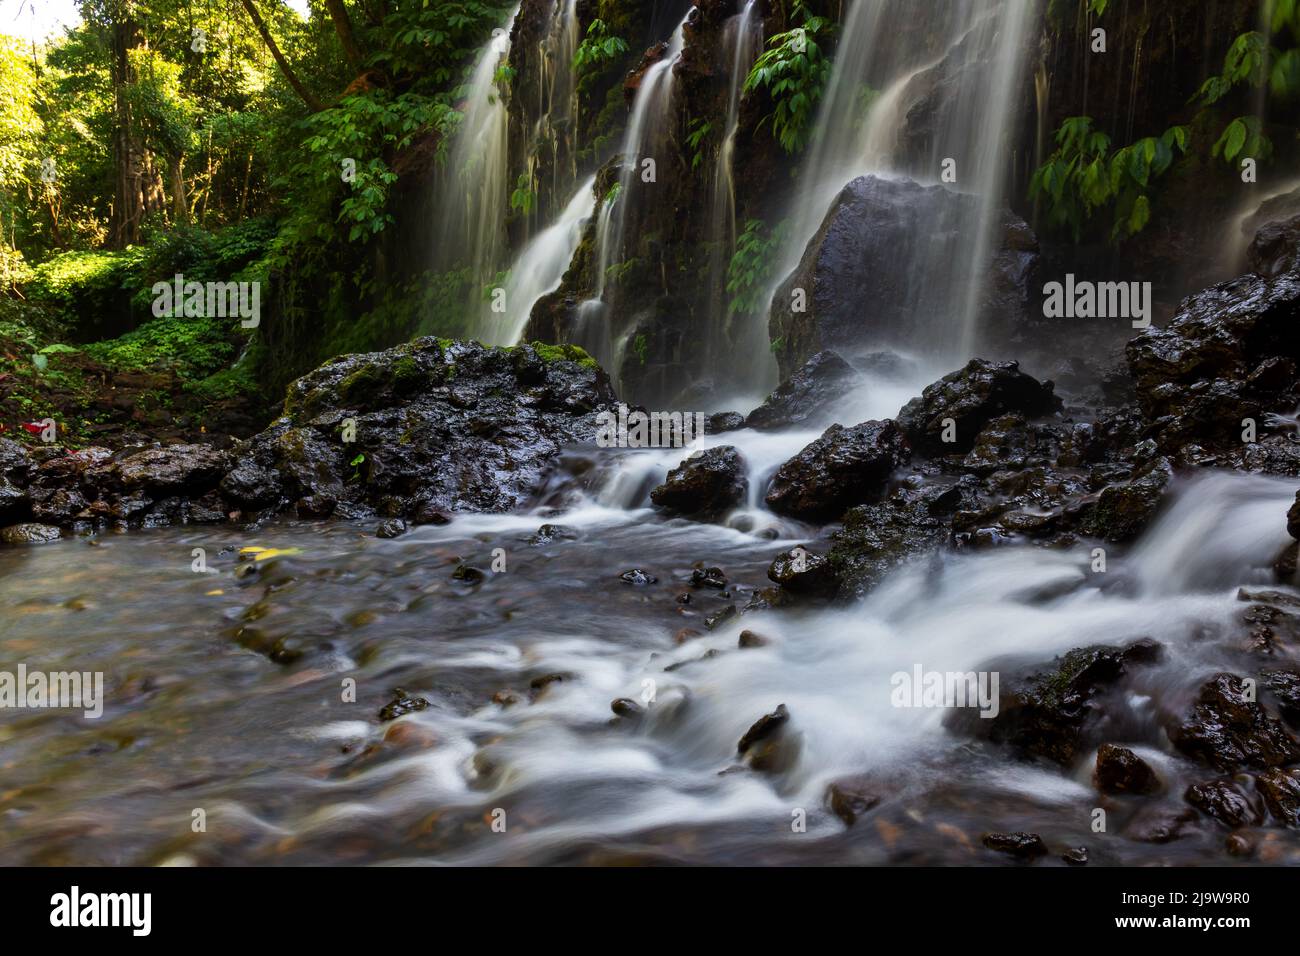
[{"x1": 762, "y1": 0, "x2": 1038, "y2": 371}]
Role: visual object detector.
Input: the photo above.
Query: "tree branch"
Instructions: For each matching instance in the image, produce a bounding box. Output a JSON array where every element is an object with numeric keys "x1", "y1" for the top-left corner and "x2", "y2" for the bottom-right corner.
[
  {"x1": 237, "y1": 0, "x2": 325, "y2": 112},
  {"x1": 324, "y1": 0, "x2": 366, "y2": 73}
]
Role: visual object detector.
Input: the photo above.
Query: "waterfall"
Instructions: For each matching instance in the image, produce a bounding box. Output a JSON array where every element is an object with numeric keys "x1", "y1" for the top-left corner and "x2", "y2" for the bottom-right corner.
[
  {"x1": 520, "y1": 0, "x2": 582, "y2": 238},
  {"x1": 431, "y1": 4, "x2": 520, "y2": 297},
  {"x1": 708, "y1": 0, "x2": 763, "y2": 377},
  {"x1": 764, "y1": 0, "x2": 1038, "y2": 368},
  {"x1": 577, "y1": 11, "x2": 692, "y2": 375},
  {"x1": 483, "y1": 175, "x2": 597, "y2": 346}
]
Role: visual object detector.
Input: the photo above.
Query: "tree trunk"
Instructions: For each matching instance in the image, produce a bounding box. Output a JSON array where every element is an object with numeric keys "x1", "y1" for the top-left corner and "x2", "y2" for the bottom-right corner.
[
  {"x1": 169, "y1": 155, "x2": 189, "y2": 224},
  {"x1": 238, "y1": 0, "x2": 325, "y2": 112},
  {"x1": 324, "y1": 0, "x2": 365, "y2": 73},
  {"x1": 108, "y1": 10, "x2": 165, "y2": 248}
]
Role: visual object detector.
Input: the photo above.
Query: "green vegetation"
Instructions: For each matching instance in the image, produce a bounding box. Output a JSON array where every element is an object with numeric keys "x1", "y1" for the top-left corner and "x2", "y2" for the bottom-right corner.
[
  {"x1": 573, "y1": 20, "x2": 629, "y2": 75},
  {"x1": 727, "y1": 219, "x2": 788, "y2": 315},
  {"x1": 743, "y1": 1, "x2": 832, "y2": 154}
]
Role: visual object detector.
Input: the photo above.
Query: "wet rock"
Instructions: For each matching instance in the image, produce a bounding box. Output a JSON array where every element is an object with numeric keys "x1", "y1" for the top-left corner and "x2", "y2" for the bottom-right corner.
[
  {"x1": 738, "y1": 629, "x2": 770, "y2": 649},
  {"x1": 896, "y1": 359, "x2": 1062, "y2": 455},
  {"x1": 649, "y1": 446, "x2": 747, "y2": 518},
  {"x1": 673, "y1": 627, "x2": 702, "y2": 645},
  {"x1": 1225, "y1": 832, "x2": 1255, "y2": 857},
  {"x1": 952, "y1": 639, "x2": 1161, "y2": 765},
  {"x1": 620, "y1": 568, "x2": 658, "y2": 586},
  {"x1": 117, "y1": 443, "x2": 230, "y2": 495},
  {"x1": 237, "y1": 339, "x2": 615, "y2": 519},
  {"x1": 1126, "y1": 272, "x2": 1300, "y2": 457},
  {"x1": 0, "y1": 522, "x2": 61, "y2": 545},
  {"x1": 826, "y1": 777, "x2": 882, "y2": 826},
  {"x1": 706, "y1": 411, "x2": 747, "y2": 434},
  {"x1": 769, "y1": 176, "x2": 1039, "y2": 377},
  {"x1": 611, "y1": 698, "x2": 645, "y2": 720},
  {"x1": 528, "y1": 673, "x2": 571, "y2": 698},
  {"x1": 1261, "y1": 668, "x2": 1300, "y2": 727},
  {"x1": 378, "y1": 688, "x2": 430, "y2": 722},
  {"x1": 0, "y1": 479, "x2": 28, "y2": 522},
  {"x1": 29, "y1": 487, "x2": 87, "y2": 525},
  {"x1": 737, "y1": 703, "x2": 789, "y2": 755},
  {"x1": 764, "y1": 420, "x2": 910, "y2": 521},
  {"x1": 1185, "y1": 778, "x2": 1263, "y2": 828},
  {"x1": 451, "y1": 564, "x2": 486, "y2": 585},
  {"x1": 704, "y1": 605, "x2": 737, "y2": 630},
  {"x1": 744, "y1": 350, "x2": 860, "y2": 431},
  {"x1": 1167, "y1": 673, "x2": 1300, "y2": 771},
  {"x1": 1288, "y1": 491, "x2": 1300, "y2": 540},
  {"x1": 961, "y1": 414, "x2": 1038, "y2": 475},
  {"x1": 296, "y1": 494, "x2": 337, "y2": 518},
  {"x1": 528, "y1": 523, "x2": 577, "y2": 545},
  {"x1": 767, "y1": 546, "x2": 839, "y2": 597},
  {"x1": 1095, "y1": 744, "x2": 1160, "y2": 795},
  {"x1": 1255, "y1": 768, "x2": 1300, "y2": 827},
  {"x1": 1080, "y1": 458, "x2": 1174, "y2": 542},
  {"x1": 1125, "y1": 804, "x2": 1199, "y2": 844},
  {"x1": 375, "y1": 518, "x2": 407, "y2": 539},
  {"x1": 689, "y1": 565, "x2": 728, "y2": 589},
  {"x1": 218, "y1": 459, "x2": 282, "y2": 508},
  {"x1": 1061, "y1": 846, "x2": 1089, "y2": 865},
  {"x1": 982, "y1": 832, "x2": 1048, "y2": 860},
  {"x1": 828, "y1": 482, "x2": 963, "y2": 599},
  {"x1": 1247, "y1": 212, "x2": 1300, "y2": 278}
]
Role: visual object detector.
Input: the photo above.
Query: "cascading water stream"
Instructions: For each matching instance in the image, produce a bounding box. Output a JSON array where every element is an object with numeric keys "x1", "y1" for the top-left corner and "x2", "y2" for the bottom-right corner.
[
  {"x1": 575, "y1": 12, "x2": 692, "y2": 376},
  {"x1": 482, "y1": 175, "x2": 596, "y2": 346},
  {"x1": 707, "y1": 0, "x2": 763, "y2": 374},
  {"x1": 520, "y1": 0, "x2": 582, "y2": 237},
  {"x1": 431, "y1": 5, "x2": 520, "y2": 293},
  {"x1": 759, "y1": 0, "x2": 1037, "y2": 370}
]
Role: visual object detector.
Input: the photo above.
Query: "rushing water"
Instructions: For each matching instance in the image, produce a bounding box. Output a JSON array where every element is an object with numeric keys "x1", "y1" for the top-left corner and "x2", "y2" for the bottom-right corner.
[
  {"x1": 3, "y1": 362, "x2": 1298, "y2": 865},
  {"x1": 431, "y1": 4, "x2": 520, "y2": 294},
  {"x1": 761, "y1": 0, "x2": 1038, "y2": 371}
]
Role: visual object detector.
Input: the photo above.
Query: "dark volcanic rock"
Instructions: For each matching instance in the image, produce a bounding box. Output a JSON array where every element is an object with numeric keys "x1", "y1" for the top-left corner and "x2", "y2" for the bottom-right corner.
[
  {"x1": 1095, "y1": 744, "x2": 1160, "y2": 795},
  {"x1": 378, "y1": 688, "x2": 430, "y2": 722},
  {"x1": 737, "y1": 703, "x2": 789, "y2": 755},
  {"x1": 1256, "y1": 769, "x2": 1300, "y2": 826},
  {"x1": 825, "y1": 776, "x2": 882, "y2": 826},
  {"x1": 1167, "y1": 673, "x2": 1300, "y2": 772},
  {"x1": 242, "y1": 339, "x2": 615, "y2": 518},
  {"x1": 764, "y1": 420, "x2": 910, "y2": 521},
  {"x1": 1288, "y1": 492, "x2": 1300, "y2": 540},
  {"x1": 896, "y1": 360, "x2": 1062, "y2": 455},
  {"x1": 1080, "y1": 458, "x2": 1174, "y2": 542},
  {"x1": 828, "y1": 482, "x2": 966, "y2": 600},
  {"x1": 951, "y1": 639, "x2": 1161, "y2": 765},
  {"x1": 1184, "y1": 778, "x2": 1263, "y2": 828},
  {"x1": 769, "y1": 176, "x2": 1039, "y2": 377},
  {"x1": 1126, "y1": 272, "x2": 1300, "y2": 459},
  {"x1": 744, "y1": 350, "x2": 860, "y2": 431},
  {"x1": 982, "y1": 832, "x2": 1048, "y2": 860},
  {"x1": 0, "y1": 522, "x2": 61, "y2": 545},
  {"x1": 650, "y1": 446, "x2": 747, "y2": 517},
  {"x1": 116, "y1": 444, "x2": 230, "y2": 495},
  {"x1": 1248, "y1": 213, "x2": 1300, "y2": 279},
  {"x1": 767, "y1": 545, "x2": 839, "y2": 596}
]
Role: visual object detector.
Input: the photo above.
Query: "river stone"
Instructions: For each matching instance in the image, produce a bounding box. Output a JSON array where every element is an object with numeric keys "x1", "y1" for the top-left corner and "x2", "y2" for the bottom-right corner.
[
  {"x1": 1094, "y1": 744, "x2": 1160, "y2": 795},
  {"x1": 1080, "y1": 457, "x2": 1174, "y2": 542},
  {"x1": 1184, "y1": 778, "x2": 1263, "y2": 828},
  {"x1": 1247, "y1": 212, "x2": 1300, "y2": 278},
  {"x1": 896, "y1": 359, "x2": 1062, "y2": 455},
  {"x1": 1255, "y1": 769, "x2": 1300, "y2": 827},
  {"x1": 1167, "y1": 673, "x2": 1300, "y2": 772},
  {"x1": 649, "y1": 446, "x2": 747, "y2": 517},
  {"x1": 116, "y1": 443, "x2": 231, "y2": 495},
  {"x1": 744, "y1": 350, "x2": 860, "y2": 431},
  {"x1": 0, "y1": 522, "x2": 61, "y2": 545},
  {"x1": 765, "y1": 420, "x2": 910, "y2": 521}
]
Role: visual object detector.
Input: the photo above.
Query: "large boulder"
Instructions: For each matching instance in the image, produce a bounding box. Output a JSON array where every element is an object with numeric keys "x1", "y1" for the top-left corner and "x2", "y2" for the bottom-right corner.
[
  {"x1": 239, "y1": 339, "x2": 616, "y2": 518},
  {"x1": 769, "y1": 176, "x2": 1039, "y2": 377},
  {"x1": 896, "y1": 359, "x2": 1062, "y2": 455},
  {"x1": 764, "y1": 420, "x2": 910, "y2": 521},
  {"x1": 1125, "y1": 272, "x2": 1300, "y2": 459},
  {"x1": 1247, "y1": 213, "x2": 1300, "y2": 279},
  {"x1": 650, "y1": 446, "x2": 748, "y2": 517},
  {"x1": 744, "y1": 350, "x2": 861, "y2": 431}
]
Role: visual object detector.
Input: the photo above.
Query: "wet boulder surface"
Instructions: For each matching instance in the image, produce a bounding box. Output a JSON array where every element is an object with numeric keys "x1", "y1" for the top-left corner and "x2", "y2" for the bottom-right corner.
[
  {"x1": 764, "y1": 420, "x2": 910, "y2": 522},
  {"x1": 650, "y1": 445, "x2": 748, "y2": 518},
  {"x1": 0, "y1": 340, "x2": 615, "y2": 537},
  {"x1": 744, "y1": 350, "x2": 861, "y2": 431}
]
